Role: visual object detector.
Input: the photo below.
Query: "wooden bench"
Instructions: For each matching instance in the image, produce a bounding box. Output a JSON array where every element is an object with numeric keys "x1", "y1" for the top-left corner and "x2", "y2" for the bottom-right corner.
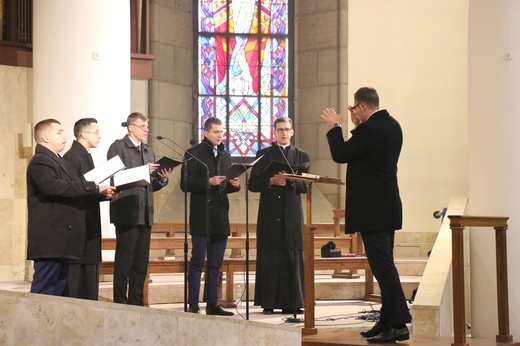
[{"x1": 100, "y1": 222, "x2": 375, "y2": 306}]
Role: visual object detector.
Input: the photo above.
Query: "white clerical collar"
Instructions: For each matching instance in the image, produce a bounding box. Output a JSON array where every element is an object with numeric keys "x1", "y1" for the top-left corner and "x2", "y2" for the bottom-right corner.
[{"x1": 129, "y1": 137, "x2": 141, "y2": 148}]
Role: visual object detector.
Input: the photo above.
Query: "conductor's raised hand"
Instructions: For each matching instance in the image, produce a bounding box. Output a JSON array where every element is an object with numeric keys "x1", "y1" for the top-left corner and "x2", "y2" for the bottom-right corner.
[{"x1": 320, "y1": 108, "x2": 343, "y2": 127}]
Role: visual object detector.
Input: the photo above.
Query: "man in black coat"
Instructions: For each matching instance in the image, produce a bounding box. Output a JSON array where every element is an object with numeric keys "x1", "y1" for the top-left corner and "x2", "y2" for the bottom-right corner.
[
  {"x1": 107, "y1": 112, "x2": 173, "y2": 306},
  {"x1": 27, "y1": 119, "x2": 115, "y2": 296},
  {"x1": 321, "y1": 87, "x2": 411, "y2": 343},
  {"x1": 248, "y1": 117, "x2": 310, "y2": 315},
  {"x1": 180, "y1": 117, "x2": 240, "y2": 316},
  {"x1": 63, "y1": 118, "x2": 110, "y2": 300}
]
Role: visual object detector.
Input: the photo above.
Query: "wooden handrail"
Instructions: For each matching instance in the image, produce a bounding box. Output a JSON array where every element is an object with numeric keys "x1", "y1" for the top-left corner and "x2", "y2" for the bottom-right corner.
[{"x1": 448, "y1": 215, "x2": 512, "y2": 346}]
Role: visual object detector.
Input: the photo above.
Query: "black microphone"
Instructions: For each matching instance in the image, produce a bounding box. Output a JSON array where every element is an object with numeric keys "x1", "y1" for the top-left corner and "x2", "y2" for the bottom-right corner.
[
  {"x1": 194, "y1": 139, "x2": 247, "y2": 175},
  {"x1": 147, "y1": 133, "x2": 186, "y2": 159},
  {"x1": 121, "y1": 122, "x2": 129, "y2": 127}
]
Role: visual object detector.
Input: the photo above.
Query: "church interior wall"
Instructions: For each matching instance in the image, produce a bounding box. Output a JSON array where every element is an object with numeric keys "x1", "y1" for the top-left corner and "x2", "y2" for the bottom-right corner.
[{"x1": 2, "y1": 0, "x2": 518, "y2": 337}]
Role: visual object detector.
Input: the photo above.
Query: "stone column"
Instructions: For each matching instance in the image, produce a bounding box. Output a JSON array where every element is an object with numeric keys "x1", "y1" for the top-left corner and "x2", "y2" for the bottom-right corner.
[{"x1": 32, "y1": 0, "x2": 131, "y2": 248}]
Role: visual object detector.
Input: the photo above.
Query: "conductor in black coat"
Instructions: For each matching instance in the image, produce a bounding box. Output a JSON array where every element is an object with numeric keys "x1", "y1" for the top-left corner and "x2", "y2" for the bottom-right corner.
[
  {"x1": 63, "y1": 118, "x2": 110, "y2": 300},
  {"x1": 27, "y1": 119, "x2": 115, "y2": 296},
  {"x1": 248, "y1": 117, "x2": 310, "y2": 314},
  {"x1": 321, "y1": 87, "x2": 411, "y2": 343},
  {"x1": 180, "y1": 117, "x2": 240, "y2": 316}
]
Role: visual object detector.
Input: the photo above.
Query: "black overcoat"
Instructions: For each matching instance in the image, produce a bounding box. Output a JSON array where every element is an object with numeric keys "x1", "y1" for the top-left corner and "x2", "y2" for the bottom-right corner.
[
  {"x1": 27, "y1": 144, "x2": 98, "y2": 260},
  {"x1": 248, "y1": 144, "x2": 310, "y2": 249},
  {"x1": 107, "y1": 135, "x2": 167, "y2": 226},
  {"x1": 326, "y1": 109, "x2": 403, "y2": 233},
  {"x1": 63, "y1": 140, "x2": 107, "y2": 264},
  {"x1": 180, "y1": 138, "x2": 240, "y2": 237}
]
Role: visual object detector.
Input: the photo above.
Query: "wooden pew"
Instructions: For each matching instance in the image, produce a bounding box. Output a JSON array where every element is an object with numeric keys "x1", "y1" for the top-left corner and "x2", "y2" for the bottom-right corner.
[{"x1": 100, "y1": 225, "x2": 375, "y2": 306}]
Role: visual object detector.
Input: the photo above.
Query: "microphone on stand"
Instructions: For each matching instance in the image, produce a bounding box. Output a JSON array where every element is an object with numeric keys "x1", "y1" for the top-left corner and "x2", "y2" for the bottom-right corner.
[
  {"x1": 194, "y1": 138, "x2": 252, "y2": 320},
  {"x1": 274, "y1": 142, "x2": 304, "y2": 323},
  {"x1": 276, "y1": 143, "x2": 295, "y2": 174},
  {"x1": 122, "y1": 121, "x2": 188, "y2": 162},
  {"x1": 159, "y1": 135, "x2": 210, "y2": 314}
]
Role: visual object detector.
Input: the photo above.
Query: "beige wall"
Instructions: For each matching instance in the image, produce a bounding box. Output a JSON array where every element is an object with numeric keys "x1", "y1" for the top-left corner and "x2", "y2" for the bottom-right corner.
[
  {"x1": 468, "y1": 0, "x2": 520, "y2": 338},
  {"x1": 348, "y1": 0, "x2": 469, "y2": 233},
  {"x1": 0, "y1": 66, "x2": 32, "y2": 281}
]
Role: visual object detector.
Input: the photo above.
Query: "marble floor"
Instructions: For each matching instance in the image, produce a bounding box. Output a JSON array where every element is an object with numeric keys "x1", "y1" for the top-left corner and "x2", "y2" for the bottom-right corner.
[{"x1": 0, "y1": 273, "x2": 417, "y2": 333}]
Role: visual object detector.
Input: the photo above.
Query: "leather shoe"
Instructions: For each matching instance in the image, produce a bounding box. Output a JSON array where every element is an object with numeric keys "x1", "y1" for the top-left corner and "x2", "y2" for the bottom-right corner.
[
  {"x1": 361, "y1": 323, "x2": 389, "y2": 338},
  {"x1": 206, "y1": 304, "x2": 234, "y2": 316},
  {"x1": 262, "y1": 308, "x2": 274, "y2": 315},
  {"x1": 281, "y1": 308, "x2": 304, "y2": 314},
  {"x1": 367, "y1": 326, "x2": 410, "y2": 343},
  {"x1": 187, "y1": 305, "x2": 200, "y2": 314}
]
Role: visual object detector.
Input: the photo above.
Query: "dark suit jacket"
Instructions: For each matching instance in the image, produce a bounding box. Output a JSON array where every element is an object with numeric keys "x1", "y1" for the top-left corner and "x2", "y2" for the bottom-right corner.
[
  {"x1": 27, "y1": 144, "x2": 98, "y2": 260},
  {"x1": 248, "y1": 144, "x2": 310, "y2": 249},
  {"x1": 326, "y1": 109, "x2": 403, "y2": 233},
  {"x1": 107, "y1": 135, "x2": 167, "y2": 226},
  {"x1": 180, "y1": 138, "x2": 240, "y2": 237},
  {"x1": 63, "y1": 140, "x2": 107, "y2": 264}
]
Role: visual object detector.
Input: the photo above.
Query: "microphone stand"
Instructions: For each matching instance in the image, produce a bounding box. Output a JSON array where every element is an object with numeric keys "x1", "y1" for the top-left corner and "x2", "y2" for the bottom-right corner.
[
  {"x1": 157, "y1": 136, "x2": 209, "y2": 313},
  {"x1": 277, "y1": 144, "x2": 304, "y2": 324},
  {"x1": 197, "y1": 139, "x2": 251, "y2": 320}
]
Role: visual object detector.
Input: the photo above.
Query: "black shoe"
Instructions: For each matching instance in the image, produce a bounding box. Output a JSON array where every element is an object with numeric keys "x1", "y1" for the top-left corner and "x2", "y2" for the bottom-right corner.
[
  {"x1": 206, "y1": 304, "x2": 234, "y2": 316},
  {"x1": 262, "y1": 308, "x2": 274, "y2": 315},
  {"x1": 367, "y1": 326, "x2": 410, "y2": 343},
  {"x1": 361, "y1": 323, "x2": 389, "y2": 338},
  {"x1": 281, "y1": 308, "x2": 304, "y2": 314},
  {"x1": 187, "y1": 305, "x2": 200, "y2": 314}
]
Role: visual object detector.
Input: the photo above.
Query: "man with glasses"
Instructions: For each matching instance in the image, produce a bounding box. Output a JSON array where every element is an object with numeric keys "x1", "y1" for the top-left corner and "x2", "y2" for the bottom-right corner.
[
  {"x1": 63, "y1": 118, "x2": 110, "y2": 300},
  {"x1": 107, "y1": 112, "x2": 173, "y2": 305},
  {"x1": 321, "y1": 87, "x2": 411, "y2": 343},
  {"x1": 248, "y1": 117, "x2": 310, "y2": 315}
]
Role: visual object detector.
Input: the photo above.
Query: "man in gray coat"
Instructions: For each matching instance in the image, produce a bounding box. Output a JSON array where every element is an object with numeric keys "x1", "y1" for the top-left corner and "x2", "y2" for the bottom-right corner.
[
  {"x1": 107, "y1": 112, "x2": 173, "y2": 306},
  {"x1": 321, "y1": 87, "x2": 411, "y2": 343}
]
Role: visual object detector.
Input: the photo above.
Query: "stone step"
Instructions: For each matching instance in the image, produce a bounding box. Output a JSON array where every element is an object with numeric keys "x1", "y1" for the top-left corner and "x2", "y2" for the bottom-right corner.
[{"x1": 99, "y1": 273, "x2": 421, "y2": 305}]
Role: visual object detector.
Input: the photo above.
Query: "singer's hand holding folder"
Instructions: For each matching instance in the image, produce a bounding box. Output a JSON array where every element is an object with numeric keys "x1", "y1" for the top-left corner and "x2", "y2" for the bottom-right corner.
[
  {"x1": 224, "y1": 154, "x2": 264, "y2": 179},
  {"x1": 83, "y1": 155, "x2": 125, "y2": 184},
  {"x1": 113, "y1": 164, "x2": 150, "y2": 191},
  {"x1": 262, "y1": 160, "x2": 311, "y2": 176},
  {"x1": 152, "y1": 156, "x2": 183, "y2": 176}
]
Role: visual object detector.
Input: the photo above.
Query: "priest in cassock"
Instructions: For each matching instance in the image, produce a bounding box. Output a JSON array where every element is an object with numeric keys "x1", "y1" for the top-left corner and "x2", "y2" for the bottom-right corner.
[{"x1": 248, "y1": 117, "x2": 310, "y2": 315}]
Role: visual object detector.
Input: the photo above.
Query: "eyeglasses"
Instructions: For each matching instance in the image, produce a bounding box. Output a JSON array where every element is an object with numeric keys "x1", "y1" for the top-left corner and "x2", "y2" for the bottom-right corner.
[
  {"x1": 349, "y1": 103, "x2": 361, "y2": 112},
  {"x1": 85, "y1": 131, "x2": 100, "y2": 135},
  {"x1": 129, "y1": 123, "x2": 148, "y2": 131},
  {"x1": 275, "y1": 128, "x2": 293, "y2": 134}
]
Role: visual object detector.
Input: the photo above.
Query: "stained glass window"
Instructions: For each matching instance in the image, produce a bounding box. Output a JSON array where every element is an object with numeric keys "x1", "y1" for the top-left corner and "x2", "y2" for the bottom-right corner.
[{"x1": 196, "y1": 0, "x2": 292, "y2": 158}]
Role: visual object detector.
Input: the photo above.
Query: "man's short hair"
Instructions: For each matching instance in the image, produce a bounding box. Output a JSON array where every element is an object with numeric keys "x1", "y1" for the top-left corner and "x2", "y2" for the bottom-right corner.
[
  {"x1": 354, "y1": 87, "x2": 379, "y2": 108},
  {"x1": 73, "y1": 118, "x2": 98, "y2": 139},
  {"x1": 273, "y1": 117, "x2": 292, "y2": 129},
  {"x1": 204, "y1": 117, "x2": 222, "y2": 131},
  {"x1": 127, "y1": 112, "x2": 148, "y2": 124},
  {"x1": 34, "y1": 119, "x2": 60, "y2": 143}
]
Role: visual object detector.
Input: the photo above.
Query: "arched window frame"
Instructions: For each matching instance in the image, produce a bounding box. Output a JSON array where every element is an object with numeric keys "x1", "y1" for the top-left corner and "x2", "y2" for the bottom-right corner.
[{"x1": 193, "y1": 0, "x2": 294, "y2": 160}]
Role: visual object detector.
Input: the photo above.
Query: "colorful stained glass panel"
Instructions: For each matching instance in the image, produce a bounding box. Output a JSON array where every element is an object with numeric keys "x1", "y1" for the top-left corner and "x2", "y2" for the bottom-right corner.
[
  {"x1": 198, "y1": 96, "x2": 228, "y2": 139},
  {"x1": 199, "y1": 0, "x2": 228, "y2": 33},
  {"x1": 197, "y1": 0, "x2": 290, "y2": 157},
  {"x1": 260, "y1": 0, "x2": 288, "y2": 34}
]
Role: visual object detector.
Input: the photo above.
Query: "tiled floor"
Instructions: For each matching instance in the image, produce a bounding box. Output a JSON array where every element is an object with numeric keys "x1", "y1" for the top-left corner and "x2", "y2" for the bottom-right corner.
[{"x1": 0, "y1": 275, "x2": 388, "y2": 333}]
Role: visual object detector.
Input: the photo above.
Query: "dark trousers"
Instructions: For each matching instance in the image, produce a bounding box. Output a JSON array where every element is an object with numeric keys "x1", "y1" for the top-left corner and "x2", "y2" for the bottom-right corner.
[
  {"x1": 188, "y1": 235, "x2": 227, "y2": 306},
  {"x1": 30, "y1": 259, "x2": 70, "y2": 296},
  {"x1": 64, "y1": 263, "x2": 99, "y2": 300},
  {"x1": 113, "y1": 224, "x2": 151, "y2": 306},
  {"x1": 361, "y1": 231, "x2": 411, "y2": 326}
]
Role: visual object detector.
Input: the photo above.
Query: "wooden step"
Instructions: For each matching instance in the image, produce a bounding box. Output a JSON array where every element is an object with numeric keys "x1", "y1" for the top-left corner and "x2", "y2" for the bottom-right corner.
[{"x1": 302, "y1": 329, "x2": 520, "y2": 346}]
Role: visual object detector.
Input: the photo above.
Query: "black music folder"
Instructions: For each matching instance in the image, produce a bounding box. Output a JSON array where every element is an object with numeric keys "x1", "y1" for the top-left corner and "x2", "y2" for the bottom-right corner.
[
  {"x1": 262, "y1": 160, "x2": 310, "y2": 176},
  {"x1": 224, "y1": 154, "x2": 264, "y2": 179},
  {"x1": 152, "y1": 156, "x2": 183, "y2": 176}
]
